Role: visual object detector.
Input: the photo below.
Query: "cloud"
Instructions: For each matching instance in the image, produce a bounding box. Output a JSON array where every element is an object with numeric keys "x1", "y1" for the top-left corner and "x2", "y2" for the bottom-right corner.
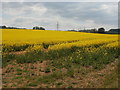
[
  {"x1": 1, "y1": 0, "x2": 119, "y2": 2},
  {"x1": 1, "y1": 2, "x2": 118, "y2": 30},
  {"x1": 44, "y1": 2, "x2": 118, "y2": 25},
  {"x1": 2, "y1": 2, "x2": 47, "y2": 17}
]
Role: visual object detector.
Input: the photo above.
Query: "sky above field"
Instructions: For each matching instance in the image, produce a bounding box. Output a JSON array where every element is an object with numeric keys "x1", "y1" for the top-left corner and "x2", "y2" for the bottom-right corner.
[{"x1": 1, "y1": 2, "x2": 118, "y2": 31}]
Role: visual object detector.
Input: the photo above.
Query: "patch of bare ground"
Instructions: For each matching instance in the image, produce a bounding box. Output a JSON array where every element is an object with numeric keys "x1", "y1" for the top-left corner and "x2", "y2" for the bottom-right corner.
[
  {"x1": 54, "y1": 59, "x2": 119, "y2": 88},
  {"x1": 2, "y1": 60, "x2": 52, "y2": 88},
  {"x1": 2, "y1": 59, "x2": 119, "y2": 88}
]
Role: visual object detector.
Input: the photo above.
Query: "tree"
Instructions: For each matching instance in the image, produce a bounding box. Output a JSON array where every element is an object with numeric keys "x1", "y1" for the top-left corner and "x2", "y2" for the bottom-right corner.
[
  {"x1": 90, "y1": 28, "x2": 97, "y2": 33},
  {"x1": 2, "y1": 25, "x2": 7, "y2": 29},
  {"x1": 39, "y1": 27, "x2": 45, "y2": 30},
  {"x1": 33, "y1": 26, "x2": 45, "y2": 30},
  {"x1": 98, "y1": 27, "x2": 105, "y2": 33},
  {"x1": 33, "y1": 27, "x2": 36, "y2": 29},
  {"x1": 33, "y1": 26, "x2": 39, "y2": 30}
]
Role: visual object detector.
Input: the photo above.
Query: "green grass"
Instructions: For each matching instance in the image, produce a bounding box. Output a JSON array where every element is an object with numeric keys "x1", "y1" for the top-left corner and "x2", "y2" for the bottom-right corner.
[
  {"x1": 36, "y1": 71, "x2": 63, "y2": 84},
  {"x1": 102, "y1": 67, "x2": 118, "y2": 88},
  {"x1": 44, "y1": 67, "x2": 51, "y2": 73},
  {"x1": 2, "y1": 53, "x2": 15, "y2": 67},
  {"x1": 3, "y1": 42, "x2": 119, "y2": 70},
  {"x1": 2, "y1": 44, "x2": 31, "y2": 52},
  {"x1": 16, "y1": 50, "x2": 45, "y2": 63}
]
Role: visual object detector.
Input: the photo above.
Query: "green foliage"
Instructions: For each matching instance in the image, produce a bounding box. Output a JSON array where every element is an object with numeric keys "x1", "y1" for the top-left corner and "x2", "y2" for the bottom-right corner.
[
  {"x1": 56, "y1": 82, "x2": 63, "y2": 86},
  {"x1": 46, "y1": 47, "x2": 76, "y2": 60},
  {"x1": 67, "y1": 69, "x2": 74, "y2": 78},
  {"x1": 3, "y1": 42, "x2": 119, "y2": 70},
  {"x1": 44, "y1": 67, "x2": 51, "y2": 73},
  {"x1": 38, "y1": 71, "x2": 64, "y2": 84},
  {"x1": 27, "y1": 82, "x2": 38, "y2": 87},
  {"x1": 47, "y1": 44, "x2": 119, "y2": 70},
  {"x1": 2, "y1": 54, "x2": 15, "y2": 67},
  {"x1": 67, "y1": 86, "x2": 73, "y2": 88},
  {"x1": 3, "y1": 44, "x2": 30, "y2": 52},
  {"x1": 98, "y1": 27, "x2": 105, "y2": 33},
  {"x1": 42, "y1": 43, "x2": 49, "y2": 49},
  {"x1": 33, "y1": 26, "x2": 45, "y2": 30},
  {"x1": 16, "y1": 50, "x2": 45, "y2": 63}
]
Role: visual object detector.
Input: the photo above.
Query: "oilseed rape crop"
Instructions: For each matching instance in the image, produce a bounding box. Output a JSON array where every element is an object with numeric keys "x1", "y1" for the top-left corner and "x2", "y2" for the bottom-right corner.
[
  {"x1": 2, "y1": 29, "x2": 118, "y2": 52},
  {"x1": 2, "y1": 29, "x2": 119, "y2": 88},
  {"x1": 1, "y1": 29, "x2": 119, "y2": 68}
]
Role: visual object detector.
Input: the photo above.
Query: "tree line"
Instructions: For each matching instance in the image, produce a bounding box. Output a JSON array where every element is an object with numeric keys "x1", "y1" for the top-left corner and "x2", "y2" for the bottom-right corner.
[
  {"x1": 0, "y1": 25, "x2": 119, "y2": 34},
  {"x1": 0, "y1": 25, "x2": 26, "y2": 29},
  {"x1": 69, "y1": 28, "x2": 120, "y2": 34},
  {"x1": 0, "y1": 25, "x2": 45, "y2": 30}
]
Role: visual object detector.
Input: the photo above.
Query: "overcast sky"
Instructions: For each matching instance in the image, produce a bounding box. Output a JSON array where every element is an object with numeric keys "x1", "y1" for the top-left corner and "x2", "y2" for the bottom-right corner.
[{"x1": 1, "y1": 2, "x2": 118, "y2": 31}]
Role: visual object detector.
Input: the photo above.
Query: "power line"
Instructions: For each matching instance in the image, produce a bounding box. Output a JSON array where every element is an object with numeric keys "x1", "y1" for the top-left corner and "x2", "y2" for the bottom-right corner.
[
  {"x1": 84, "y1": 26, "x2": 85, "y2": 30},
  {"x1": 57, "y1": 21, "x2": 59, "y2": 31}
]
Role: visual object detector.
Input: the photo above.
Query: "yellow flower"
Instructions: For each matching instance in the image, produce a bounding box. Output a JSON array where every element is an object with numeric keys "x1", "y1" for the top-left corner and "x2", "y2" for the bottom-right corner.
[{"x1": 2, "y1": 29, "x2": 119, "y2": 53}]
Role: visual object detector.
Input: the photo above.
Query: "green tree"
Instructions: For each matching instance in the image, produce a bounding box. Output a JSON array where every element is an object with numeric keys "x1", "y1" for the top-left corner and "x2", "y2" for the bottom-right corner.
[
  {"x1": 39, "y1": 27, "x2": 45, "y2": 30},
  {"x1": 2, "y1": 25, "x2": 7, "y2": 29},
  {"x1": 33, "y1": 26, "x2": 45, "y2": 30},
  {"x1": 98, "y1": 27, "x2": 105, "y2": 33},
  {"x1": 33, "y1": 26, "x2": 39, "y2": 30}
]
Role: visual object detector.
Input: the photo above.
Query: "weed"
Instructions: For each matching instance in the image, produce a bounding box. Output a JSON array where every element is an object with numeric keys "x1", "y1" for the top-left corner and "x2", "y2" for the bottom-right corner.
[
  {"x1": 44, "y1": 67, "x2": 51, "y2": 73},
  {"x1": 2, "y1": 54, "x2": 15, "y2": 67},
  {"x1": 67, "y1": 86, "x2": 73, "y2": 88},
  {"x1": 56, "y1": 82, "x2": 63, "y2": 85},
  {"x1": 42, "y1": 43, "x2": 49, "y2": 49},
  {"x1": 28, "y1": 82, "x2": 38, "y2": 87}
]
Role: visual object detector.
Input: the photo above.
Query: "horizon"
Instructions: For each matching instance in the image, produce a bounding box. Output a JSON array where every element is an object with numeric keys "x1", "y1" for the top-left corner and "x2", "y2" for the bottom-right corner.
[{"x1": 0, "y1": 25, "x2": 119, "y2": 31}]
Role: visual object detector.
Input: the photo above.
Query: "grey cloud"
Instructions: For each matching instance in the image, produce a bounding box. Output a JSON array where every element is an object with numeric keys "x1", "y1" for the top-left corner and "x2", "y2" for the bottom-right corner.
[
  {"x1": 43, "y1": 2, "x2": 117, "y2": 26},
  {"x1": 1, "y1": 2, "x2": 118, "y2": 30}
]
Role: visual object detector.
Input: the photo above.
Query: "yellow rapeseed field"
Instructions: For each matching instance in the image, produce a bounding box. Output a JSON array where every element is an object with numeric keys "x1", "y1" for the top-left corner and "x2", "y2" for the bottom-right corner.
[{"x1": 1, "y1": 29, "x2": 119, "y2": 52}]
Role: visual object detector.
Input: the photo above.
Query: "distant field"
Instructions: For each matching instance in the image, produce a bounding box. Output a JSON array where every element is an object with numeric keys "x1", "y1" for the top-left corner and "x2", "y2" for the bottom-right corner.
[{"x1": 1, "y1": 29, "x2": 119, "y2": 88}]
